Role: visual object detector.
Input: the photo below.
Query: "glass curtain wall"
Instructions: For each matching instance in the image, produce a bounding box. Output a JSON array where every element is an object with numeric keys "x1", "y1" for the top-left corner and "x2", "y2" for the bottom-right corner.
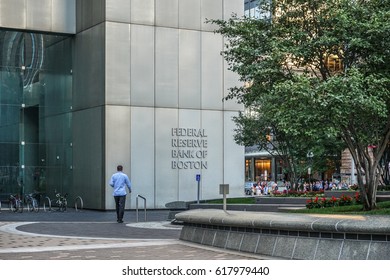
[
  {"x1": 0, "y1": 30, "x2": 72, "y2": 201},
  {"x1": 244, "y1": 0, "x2": 271, "y2": 19},
  {"x1": 244, "y1": 0, "x2": 260, "y2": 17}
]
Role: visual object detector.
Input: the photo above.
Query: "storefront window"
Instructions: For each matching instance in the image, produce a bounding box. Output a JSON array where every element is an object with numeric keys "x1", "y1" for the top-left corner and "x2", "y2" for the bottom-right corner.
[{"x1": 254, "y1": 159, "x2": 271, "y2": 181}]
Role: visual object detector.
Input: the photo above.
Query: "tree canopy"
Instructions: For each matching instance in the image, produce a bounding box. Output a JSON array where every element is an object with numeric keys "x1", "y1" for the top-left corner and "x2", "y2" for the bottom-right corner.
[{"x1": 210, "y1": 0, "x2": 390, "y2": 210}]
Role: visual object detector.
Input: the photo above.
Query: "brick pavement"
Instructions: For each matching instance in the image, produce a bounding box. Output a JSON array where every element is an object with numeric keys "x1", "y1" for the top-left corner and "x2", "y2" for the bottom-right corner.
[{"x1": 0, "y1": 209, "x2": 263, "y2": 260}]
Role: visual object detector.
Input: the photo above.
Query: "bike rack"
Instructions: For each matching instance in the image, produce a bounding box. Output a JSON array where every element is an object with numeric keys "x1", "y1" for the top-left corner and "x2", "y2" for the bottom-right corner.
[
  {"x1": 43, "y1": 196, "x2": 52, "y2": 212},
  {"x1": 74, "y1": 196, "x2": 84, "y2": 211},
  {"x1": 136, "y1": 194, "x2": 146, "y2": 222}
]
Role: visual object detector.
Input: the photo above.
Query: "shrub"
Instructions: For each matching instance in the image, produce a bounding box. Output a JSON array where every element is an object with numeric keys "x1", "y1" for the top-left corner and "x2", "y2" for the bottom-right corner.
[
  {"x1": 306, "y1": 196, "x2": 321, "y2": 209},
  {"x1": 354, "y1": 192, "x2": 361, "y2": 203},
  {"x1": 272, "y1": 189, "x2": 324, "y2": 197},
  {"x1": 338, "y1": 194, "x2": 353, "y2": 206},
  {"x1": 305, "y1": 192, "x2": 361, "y2": 209}
]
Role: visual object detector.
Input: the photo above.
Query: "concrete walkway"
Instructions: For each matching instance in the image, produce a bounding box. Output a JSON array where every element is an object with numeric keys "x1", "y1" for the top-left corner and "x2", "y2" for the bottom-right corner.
[{"x1": 0, "y1": 209, "x2": 262, "y2": 260}]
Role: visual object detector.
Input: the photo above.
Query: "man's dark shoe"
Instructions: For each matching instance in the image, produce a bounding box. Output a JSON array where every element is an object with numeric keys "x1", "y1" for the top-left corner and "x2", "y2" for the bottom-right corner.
[{"x1": 117, "y1": 220, "x2": 123, "y2": 223}]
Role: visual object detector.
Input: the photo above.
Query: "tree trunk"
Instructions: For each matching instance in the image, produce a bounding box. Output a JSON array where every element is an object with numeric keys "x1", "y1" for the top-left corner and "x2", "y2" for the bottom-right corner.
[
  {"x1": 356, "y1": 164, "x2": 378, "y2": 211},
  {"x1": 363, "y1": 181, "x2": 377, "y2": 211}
]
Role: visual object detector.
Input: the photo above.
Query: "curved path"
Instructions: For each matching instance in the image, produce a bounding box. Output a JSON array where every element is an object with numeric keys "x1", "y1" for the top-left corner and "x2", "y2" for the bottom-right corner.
[{"x1": 0, "y1": 210, "x2": 262, "y2": 260}]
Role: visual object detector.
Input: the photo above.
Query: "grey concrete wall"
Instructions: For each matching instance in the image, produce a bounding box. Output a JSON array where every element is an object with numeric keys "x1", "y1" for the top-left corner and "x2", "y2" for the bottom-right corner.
[
  {"x1": 72, "y1": 19, "x2": 106, "y2": 209},
  {"x1": 72, "y1": 107, "x2": 106, "y2": 209},
  {"x1": 76, "y1": 0, "x2": 104, "y2": 33},
  {"x1": 0, "y1": 0, "x2": 76, "y2": 34},
  {"x1": 72, "y1": 0, "x2": 244, "y2": 210},
  {"x1": 0, "y1": 0, "x2": 244, "y2": 210}
]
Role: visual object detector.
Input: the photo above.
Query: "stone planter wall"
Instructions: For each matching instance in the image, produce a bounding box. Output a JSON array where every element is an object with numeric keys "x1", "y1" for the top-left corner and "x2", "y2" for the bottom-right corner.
[{"x1": 176, "y1": 209, "x2": 390, "y2": 260}]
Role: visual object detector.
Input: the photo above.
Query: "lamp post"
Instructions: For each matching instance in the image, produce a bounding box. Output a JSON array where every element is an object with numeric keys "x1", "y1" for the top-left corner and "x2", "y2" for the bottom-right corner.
[{"x1": 307, "y1": 151, "x2": 314, "y2": 183}]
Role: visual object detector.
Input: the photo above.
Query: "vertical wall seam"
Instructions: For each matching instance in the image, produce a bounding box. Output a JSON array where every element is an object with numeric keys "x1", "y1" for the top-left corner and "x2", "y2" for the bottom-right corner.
[
  {"x1": 176, "y1": 0, "x2": 180, "y2": 201},
  {"x1": 128, "y1": 15, "x2": 132, "y2": 210},
  {"x1": 153, "y1": 0, "x2": 157, "y2": 208},
  {"x1": 199, "y1": 0, "x2": 203, "y2": 201},
  {"x1": 102, "y1": 21, "x2": 107, "y2": 209},
  {"x1": 221, "y1": 0, "x2": 225, "y2": 183}
]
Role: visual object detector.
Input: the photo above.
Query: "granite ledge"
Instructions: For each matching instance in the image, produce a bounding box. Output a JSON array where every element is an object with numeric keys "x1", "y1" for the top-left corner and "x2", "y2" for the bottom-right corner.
[{"x1": 175, "y1": 209, "x2": 390, "y2": 234}]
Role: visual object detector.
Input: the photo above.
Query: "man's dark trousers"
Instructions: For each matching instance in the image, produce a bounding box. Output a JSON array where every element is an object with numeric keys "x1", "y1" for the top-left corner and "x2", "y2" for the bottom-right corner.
[{"x1": 114, "y1": 195, "x2": 126, "y2": 222}]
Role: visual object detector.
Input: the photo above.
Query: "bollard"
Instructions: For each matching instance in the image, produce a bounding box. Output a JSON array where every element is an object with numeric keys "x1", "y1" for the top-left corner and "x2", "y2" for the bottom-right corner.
[{"x1": 219, "y1": 184, "x2": 229, "y2": 212}]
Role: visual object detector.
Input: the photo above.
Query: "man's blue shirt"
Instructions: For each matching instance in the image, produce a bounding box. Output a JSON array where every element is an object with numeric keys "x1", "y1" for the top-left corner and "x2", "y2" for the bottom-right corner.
[{"x1": 109, "y1": 171, "x2": 131, "y2": 196}]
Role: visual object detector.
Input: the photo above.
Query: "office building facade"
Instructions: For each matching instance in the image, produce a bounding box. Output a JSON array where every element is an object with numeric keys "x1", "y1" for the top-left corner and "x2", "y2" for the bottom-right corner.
[{"x1": 0, "y1": 0, "x2": 244, "y2": 210}]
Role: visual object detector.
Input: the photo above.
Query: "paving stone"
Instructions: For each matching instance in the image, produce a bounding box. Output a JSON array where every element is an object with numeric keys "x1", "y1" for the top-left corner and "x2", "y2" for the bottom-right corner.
[{"x1": 0, "y1": 210, "x2": 262, "y2": 260}]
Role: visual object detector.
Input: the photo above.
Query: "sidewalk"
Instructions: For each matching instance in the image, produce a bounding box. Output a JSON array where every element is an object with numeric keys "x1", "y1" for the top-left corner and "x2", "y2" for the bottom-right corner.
[{"x1": 0, "y1": 209, "x2": 262, "y2": 260}]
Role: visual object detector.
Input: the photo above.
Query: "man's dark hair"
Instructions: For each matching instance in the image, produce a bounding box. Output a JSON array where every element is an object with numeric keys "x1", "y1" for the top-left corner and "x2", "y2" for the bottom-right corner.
[{"x1": 117, "y1": 165, "x2": 123, "y2": 171}]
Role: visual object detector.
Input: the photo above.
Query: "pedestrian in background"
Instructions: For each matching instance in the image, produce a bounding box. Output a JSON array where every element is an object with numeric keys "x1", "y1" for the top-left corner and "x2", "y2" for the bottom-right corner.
[{"x1": 109, "y1": 165, "x2": 131, "y2": 223}]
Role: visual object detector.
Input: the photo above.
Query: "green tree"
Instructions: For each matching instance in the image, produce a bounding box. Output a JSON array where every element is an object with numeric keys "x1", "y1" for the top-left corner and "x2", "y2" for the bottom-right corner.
[{"x1": 210, "y1": 0, "x2": 390, "y2": 210}]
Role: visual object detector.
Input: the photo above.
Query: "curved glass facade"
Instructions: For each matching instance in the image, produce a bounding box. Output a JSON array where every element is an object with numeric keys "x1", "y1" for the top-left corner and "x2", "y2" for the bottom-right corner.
[{"x1": 0, "y1": 30, "x2": 73, "y2": 199}]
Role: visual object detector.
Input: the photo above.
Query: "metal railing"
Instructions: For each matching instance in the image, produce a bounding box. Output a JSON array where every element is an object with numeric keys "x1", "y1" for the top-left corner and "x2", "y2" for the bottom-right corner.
[{"x1": 136, "y1": 194, "x2": 146, "y2": 222}]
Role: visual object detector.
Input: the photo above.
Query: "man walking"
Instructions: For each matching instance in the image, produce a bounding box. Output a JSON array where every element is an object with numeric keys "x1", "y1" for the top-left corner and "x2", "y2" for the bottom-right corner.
[{"x1": 109, "y1": 165, "x2": 131, "y2": 223}]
